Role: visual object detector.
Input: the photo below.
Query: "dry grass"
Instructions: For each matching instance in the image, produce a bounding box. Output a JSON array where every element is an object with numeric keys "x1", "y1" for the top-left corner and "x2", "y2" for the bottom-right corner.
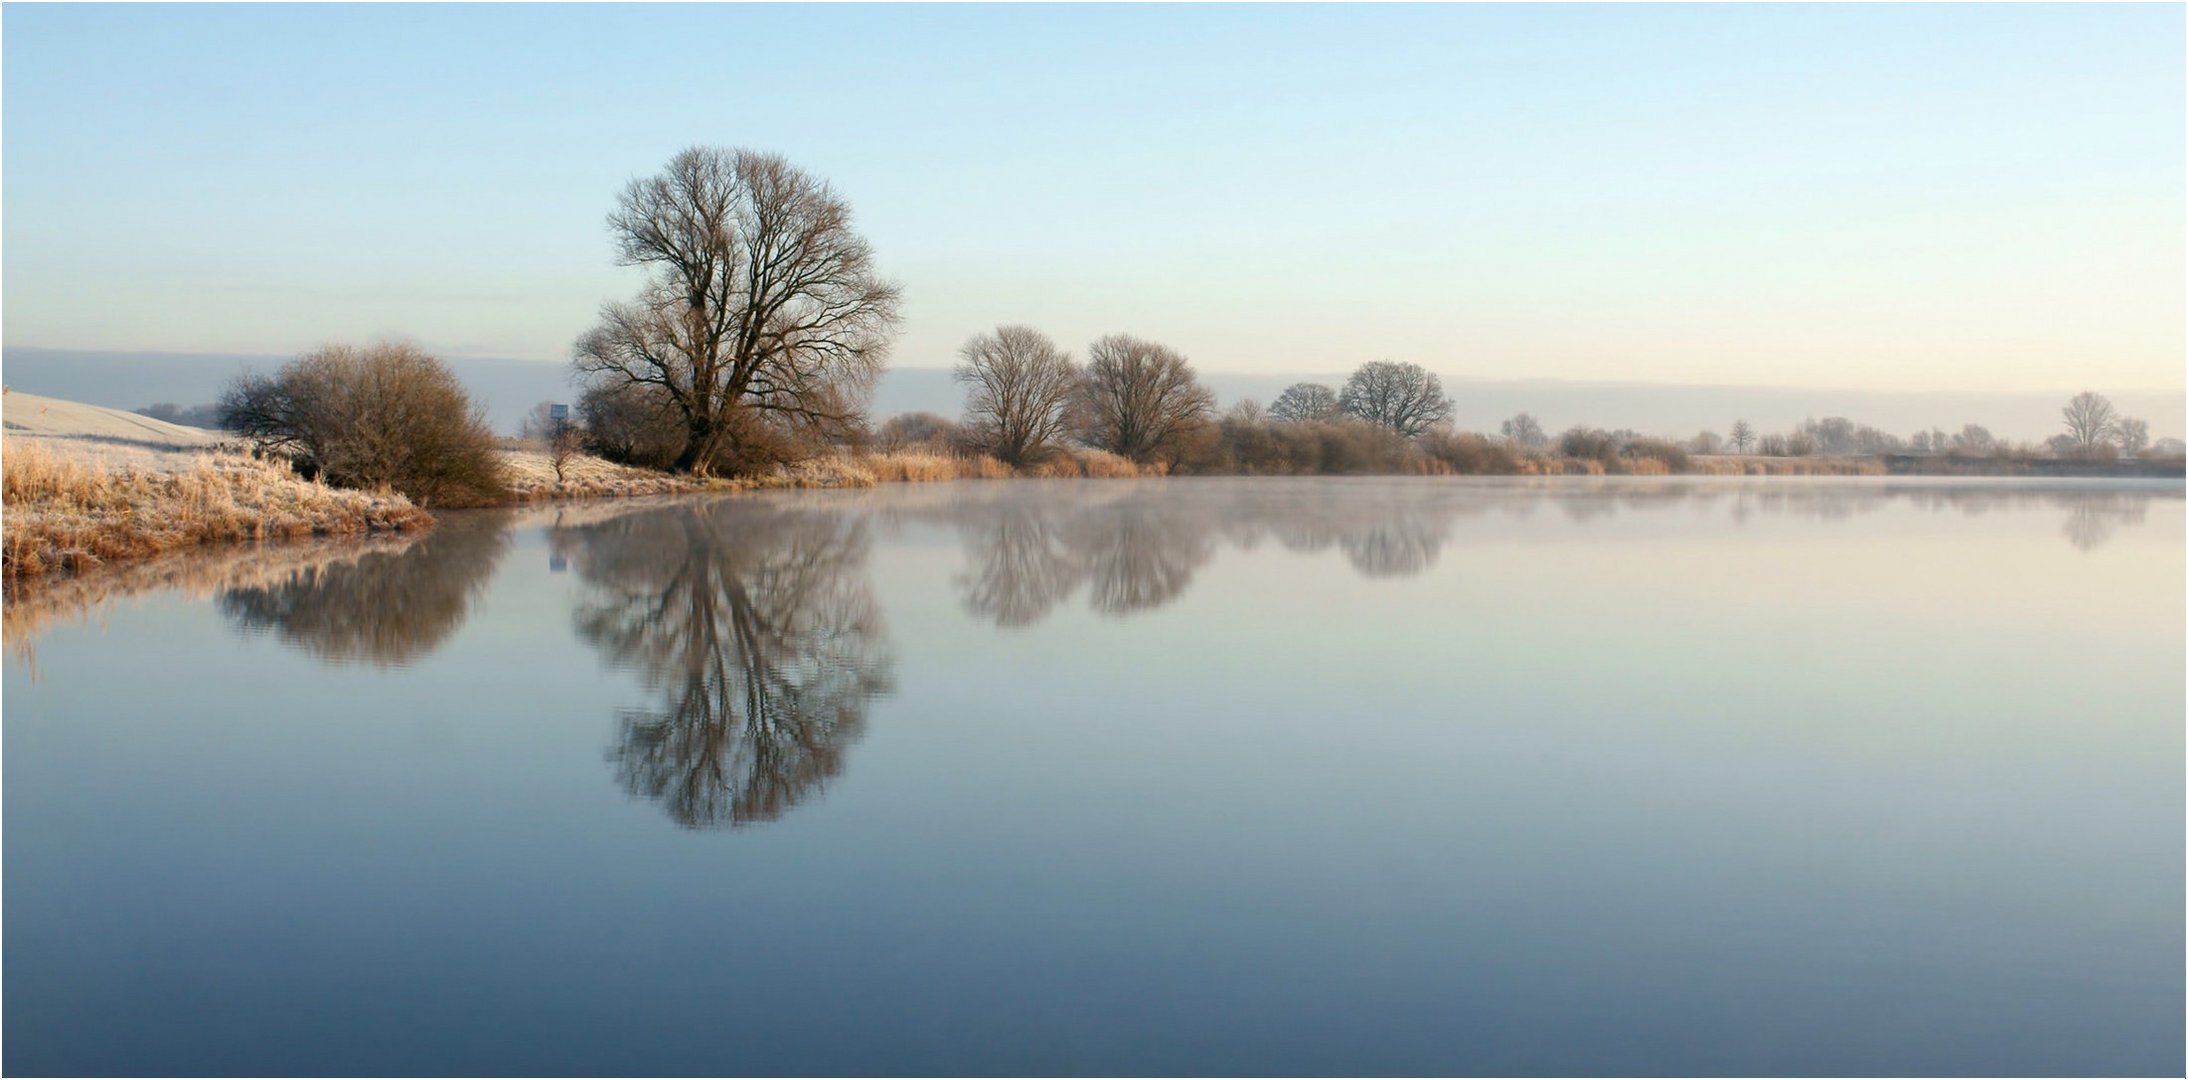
[
  {"x1": 3, "y1": 438, "x2": 430, "y2": 581},
  {"x1": 1687, "y1": 455, "x2": 1886, "y2": 476},
  {"x1": 856, "y1": 448, "x2": 1162, "y2": 482},
  {"x1": 498, "y1": 447, "x2": 714, "y2": 501},
  {"x1": 743, "y1": 457, "x2": 881, "y2": 489},
  {"x1": 858, "y1": 451, "x2": 989, "y2": 483}
]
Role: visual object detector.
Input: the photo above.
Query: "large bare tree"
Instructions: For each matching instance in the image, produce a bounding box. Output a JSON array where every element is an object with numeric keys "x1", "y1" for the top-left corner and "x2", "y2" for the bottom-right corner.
[
  {"x1": 1076, "y1": 334, "x2": 1215, "y2": 465},
  {"x1": 2060, "y1": 391, "x2": 2118, "y2": 452},
  {"x1": 954, "y1": 325, "x2": 1079, "y2": 467},
  {"x1": 1338, "y1": 360, "x2": 1452, "y2": 437},
  {"x1": 1268, "y1": 382, "x2": 1340, "y2": 423},
  {"x1": 572, "y1": 147, "x2": 902, "y2": 476}
]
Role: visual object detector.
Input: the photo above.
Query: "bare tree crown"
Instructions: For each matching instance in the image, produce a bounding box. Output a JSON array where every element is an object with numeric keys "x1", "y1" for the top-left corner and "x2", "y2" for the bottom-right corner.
[
  {"x1": 1269, "y1": 382, "x2": 1340, "y2": 423},
  {"x1": 1338, "y1": 361, "x2": 1452, "y2": 437},
  {"x1": 573, "y1": 146, "x2": 902, "y2": 475},
  {"x1": 1076, "y1": 334, "x2": 1216, "y2": 464},
  {"x1": 2061, "y1": 391, "x2": 2118, "y2": 450},
  {"x1": 954, "y1": 325, "x2": 1079, "y2": 467}
]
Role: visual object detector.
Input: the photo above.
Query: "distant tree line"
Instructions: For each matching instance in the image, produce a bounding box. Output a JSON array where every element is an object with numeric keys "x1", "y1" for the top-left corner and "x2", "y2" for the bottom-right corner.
[{"x1": 196, "y1": 143, "x2": 2183, "y2": 501}]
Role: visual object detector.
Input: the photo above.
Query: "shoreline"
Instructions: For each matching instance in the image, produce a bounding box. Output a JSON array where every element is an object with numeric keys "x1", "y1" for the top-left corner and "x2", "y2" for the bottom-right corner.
[
  {"x1": 10, "y1": 439, "x2": 2178, "y2": 589},
  {"x1": 6, "y1": 392, "x2": 2180, "y2": 587}
]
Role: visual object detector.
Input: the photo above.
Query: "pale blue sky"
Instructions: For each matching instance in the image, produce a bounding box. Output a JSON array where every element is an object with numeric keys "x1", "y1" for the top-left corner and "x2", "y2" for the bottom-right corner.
[{"x1": 5, "y1": 3, "x2": 2182, "y2": 393}]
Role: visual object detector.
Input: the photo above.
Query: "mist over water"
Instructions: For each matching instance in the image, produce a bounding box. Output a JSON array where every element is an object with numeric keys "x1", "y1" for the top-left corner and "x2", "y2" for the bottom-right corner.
[{"x1": 5, "y1": 477, "x2": 2181, "y2": 1075}]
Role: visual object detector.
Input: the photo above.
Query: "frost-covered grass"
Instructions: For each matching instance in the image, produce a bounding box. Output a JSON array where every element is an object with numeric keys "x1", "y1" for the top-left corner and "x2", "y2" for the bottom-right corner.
[{"x1": 3, "y1": 438, "x2": 429, "y2": 580}]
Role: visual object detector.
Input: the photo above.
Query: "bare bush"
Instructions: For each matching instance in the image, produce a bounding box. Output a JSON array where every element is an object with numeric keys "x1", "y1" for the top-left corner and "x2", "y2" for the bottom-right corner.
[
  {"x1": 219, "y1": 342, "x2": 507, "y2": 506},
  {"x1": 875, "y1": 412, "x2": 961, "y2": 452},
  {"x1": 1623, "y1": 437, "x2": 1690, "y2": 472},
  {"x1": 1419, "y1": 431, "x2": 1522, "y2": 474},
  {"x1": 1558, "y1": 426, "x2": 1620, "y2": 465},
  {"x1": 578, "y1": 383, "x2": 686, "y2": 471}
]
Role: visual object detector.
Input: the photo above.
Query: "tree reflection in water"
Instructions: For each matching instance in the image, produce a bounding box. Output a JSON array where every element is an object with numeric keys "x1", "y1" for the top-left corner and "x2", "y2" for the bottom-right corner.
[
  {"x1": 218, "y1": 515, "x2": 511, "y2": 668},
  {"x1": 944, "y1": 478, "x2": 2176, "y2": 628},
  {"x1": 556, "y1": 500, "x2": 895, "y2": 830}
]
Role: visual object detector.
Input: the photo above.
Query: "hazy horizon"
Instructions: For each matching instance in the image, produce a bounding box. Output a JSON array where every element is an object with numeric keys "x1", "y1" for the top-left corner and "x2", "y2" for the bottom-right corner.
[
  {"x1": 5, "y1": 345, "x2": 2178, "y2": 444},
  {"x1": 4, "y1": 4, "x2": 2182, "y2": 399}
]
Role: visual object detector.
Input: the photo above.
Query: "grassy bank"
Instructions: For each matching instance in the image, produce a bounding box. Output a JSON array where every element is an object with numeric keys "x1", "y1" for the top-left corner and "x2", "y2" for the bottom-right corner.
[{"x1": 2, "y1": 439, "x2": 430, "y2": 581}]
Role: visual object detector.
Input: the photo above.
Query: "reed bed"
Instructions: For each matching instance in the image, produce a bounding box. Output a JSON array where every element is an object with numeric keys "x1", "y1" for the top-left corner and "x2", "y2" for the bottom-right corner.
[
  {"x1": 1686, "y1": 455, "x2": 1887, "y2": 477},
  {"x1": 3, "y1": 439, "x2": 429, "y2": 581},
  {"x1": 857, "y1": 448, "x2": 1162, "y2": 482}
]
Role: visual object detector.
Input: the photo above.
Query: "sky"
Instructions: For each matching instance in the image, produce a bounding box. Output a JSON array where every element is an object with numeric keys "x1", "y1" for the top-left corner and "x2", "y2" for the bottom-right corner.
[{"x1": 4, "y1": 3, "x2": 2183, "y2": 399}]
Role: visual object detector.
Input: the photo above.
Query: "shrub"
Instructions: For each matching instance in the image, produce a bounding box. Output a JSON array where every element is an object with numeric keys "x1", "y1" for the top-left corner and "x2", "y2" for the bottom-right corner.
[
  {"x1": 220, "y1": 342, "x2": 507, "y2": 506},
  {"x1": 1621, "y1": 437, "x2": 1690, "y2": 473},
  {"x1": 876, "y1": 412, "x2": 961, "y2": 453},
  {"x1": 577, "y1": 383, "x2": 687, "y2": 471},
  {"x1": 1418, "y1": 431, "x2": 1522, "y2": 474},
  {"x1": 1558, "y1": 426, "x2": 1620, "y2": 465}
]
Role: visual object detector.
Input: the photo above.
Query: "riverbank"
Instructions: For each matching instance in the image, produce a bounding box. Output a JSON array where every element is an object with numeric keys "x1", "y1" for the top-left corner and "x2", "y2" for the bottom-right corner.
[
  {"x1": 7, "y1": 390, "x2": 2177, "y2": 585},
  {"x1": 2, "y1": 436, "x2": 432, "y2": 580}
]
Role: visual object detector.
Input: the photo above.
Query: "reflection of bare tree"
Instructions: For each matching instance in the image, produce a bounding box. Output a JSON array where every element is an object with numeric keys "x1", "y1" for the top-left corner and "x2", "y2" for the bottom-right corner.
[
  {"x1": 558, "y1": 500, "x2": 894, "y2": 830},
  {"x1": 1338, "y1": 504, "x2": 1450, "y2": 578},
  {"x1": 936, "y1": 478, "x2": 2179, "y2": 626},
  {"x1": 1069, "y1": 501, "x2": 1216, "y2": 615},
  {"x1": 951, "y1": 483, "x2": 1468, "y2": 625},
  {"x1": 2060, "y1": 494, "x2": 2149, "y2": 552},
  {"x1": 955, "y1": 503, "x2": 1082, "y2": 627},
  {"x1": 218, "y1": 516, "x2": 510, "y2": 667}
]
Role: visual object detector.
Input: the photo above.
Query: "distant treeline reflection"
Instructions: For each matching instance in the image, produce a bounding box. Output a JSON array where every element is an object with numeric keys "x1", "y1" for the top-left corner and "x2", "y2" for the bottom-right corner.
[
  {"x1": 2, "y1": 479, "x2": 2171, "y2": 832},
  {"x1": 923, "y1": 479, "x2": 2173, "y2": 628}
]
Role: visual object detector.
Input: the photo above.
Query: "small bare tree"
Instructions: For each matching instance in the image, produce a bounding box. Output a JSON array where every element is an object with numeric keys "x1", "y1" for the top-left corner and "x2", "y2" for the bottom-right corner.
[
  {"x1": 1268, "y1": 382, "x2": 1340, "y2": 423},
  {"x1": 2061, "y1": 391, "x2": 2118, "y2": 452},
  {"x1": 2112, "y1": 416, "x2": 2149, "y2": 455},
  {"x1": 953, "y1": 325, "x2": 1079, "y2": 467},
  {"x1": 523, "y1": 402, "x2": 585, "y2": 483},
  {"x1": 572, "y1": 146, "x2": 902, "y2": 476},
  {"x1": 1499, "y1": 412, "x2": 1548, "y2": 450},
  {"x1": 1338, "y1": 361, "x2": 1451, "y2": 437},
  {"x1": 1728, "y1": 419, "x2": 1756, "y2": 454},
  {"x1": 1076, "y1": 334, "x2": 1215, "y2": 464},
  {"x1": 1951, "y1": 424, "x2": 1996, "y2": 455}
]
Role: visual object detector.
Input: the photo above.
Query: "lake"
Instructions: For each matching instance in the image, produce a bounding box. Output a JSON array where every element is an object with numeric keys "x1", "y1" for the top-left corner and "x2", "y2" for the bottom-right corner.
[{"x1": 5, "y1": 476, "x2": 2181, "y2": 1076}]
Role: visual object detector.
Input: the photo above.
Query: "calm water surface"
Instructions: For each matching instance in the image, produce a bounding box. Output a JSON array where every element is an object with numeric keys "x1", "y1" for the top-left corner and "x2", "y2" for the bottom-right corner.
[{"x1": 5, "y1": 477, "x2": 2181, "y2": 1076}]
